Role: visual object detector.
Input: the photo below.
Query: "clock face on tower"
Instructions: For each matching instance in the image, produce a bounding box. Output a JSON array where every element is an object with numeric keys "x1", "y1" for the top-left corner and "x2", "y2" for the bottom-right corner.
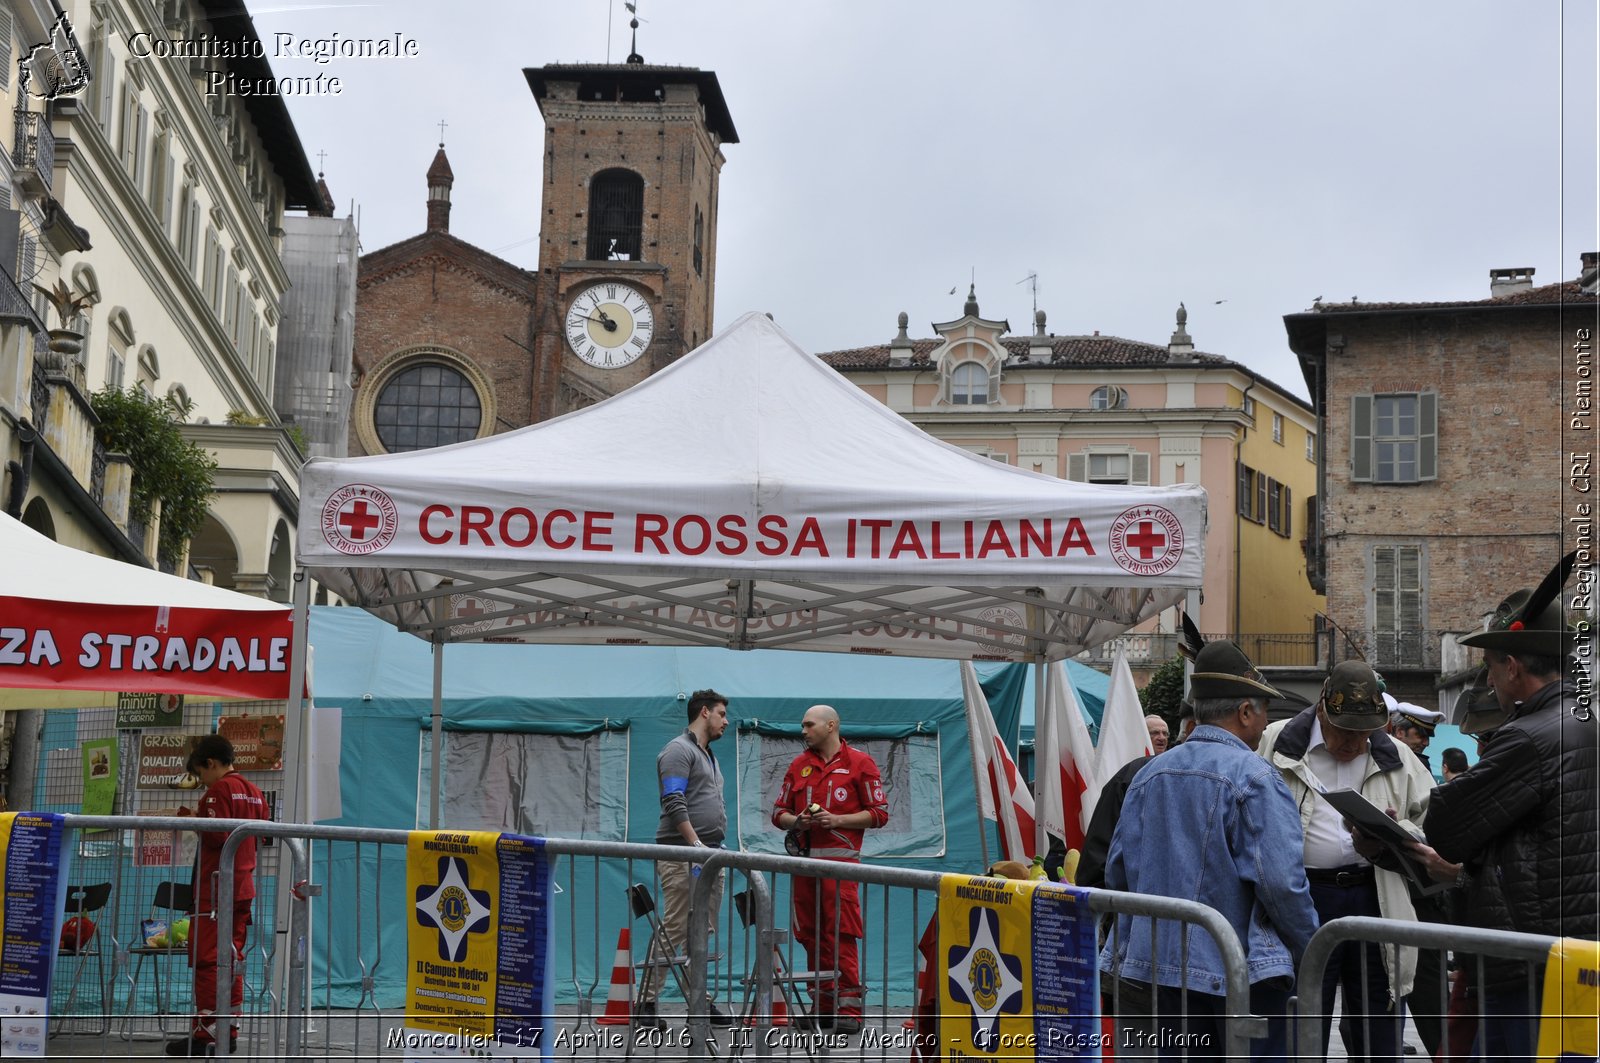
[{"x1": 564, "y1": 282, "x2": 654, "y2": 369}]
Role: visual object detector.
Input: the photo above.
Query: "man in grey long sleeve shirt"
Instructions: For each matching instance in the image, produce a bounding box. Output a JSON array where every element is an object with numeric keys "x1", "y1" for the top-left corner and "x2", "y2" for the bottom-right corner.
[{"x1": 639, "y1": 688, "x2": 732, "y2": 1028}]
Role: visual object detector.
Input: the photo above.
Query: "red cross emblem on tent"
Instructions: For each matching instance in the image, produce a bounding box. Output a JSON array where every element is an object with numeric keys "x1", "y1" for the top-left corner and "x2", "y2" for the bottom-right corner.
[
  {"x1": 321, "y1": 484, "x2": 399, "y2": 556},
  {"x1": 1108, "y1": 505, "x2": 1185, "y2": 576}
]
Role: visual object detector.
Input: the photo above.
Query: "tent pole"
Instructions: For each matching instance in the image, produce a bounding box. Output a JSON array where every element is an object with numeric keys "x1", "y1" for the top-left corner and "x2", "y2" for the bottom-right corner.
[
  {"x1": 284, "y1": 570, "x2": 312, "y2": 825},
  {"x1": 1033, "y1": 660, "x2": 1047, "y2": 858},
  {"x1": 430, "y1": 640, "x2": 444, "y2": 829},
  {"x1": 964, "y1": 662, "x2": 990, "y2": 871}
]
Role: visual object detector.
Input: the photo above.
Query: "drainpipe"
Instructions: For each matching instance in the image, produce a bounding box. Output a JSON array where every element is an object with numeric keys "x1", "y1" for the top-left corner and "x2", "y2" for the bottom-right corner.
[
  {"x1": 1233, "y1": 382, "x2": 1257, "y2": 637},
  {"x1": 4, "y1": 421, "x2": 36, "y2": 519}
]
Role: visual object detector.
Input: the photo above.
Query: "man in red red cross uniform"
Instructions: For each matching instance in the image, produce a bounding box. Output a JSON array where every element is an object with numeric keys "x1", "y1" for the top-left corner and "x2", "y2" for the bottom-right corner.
[
  {"x1": 771, "y1": 704, "x2": 889, "y2": 1034},
  {"x1": 168, "y1": 735, "x2": 270, "y2": 1057}
]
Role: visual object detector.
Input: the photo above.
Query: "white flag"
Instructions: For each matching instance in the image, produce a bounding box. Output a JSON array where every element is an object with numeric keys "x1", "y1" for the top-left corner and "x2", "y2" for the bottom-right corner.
[
  {"x1": 960, "y1": 661, "x2": 1036, "y2": 861},
  {"x1": 1036, "y1": 661, "x2": 1102, "y2": 851},
  {"x1": 1095, "y1": 645, "x2": 1154, "y2": 781}
]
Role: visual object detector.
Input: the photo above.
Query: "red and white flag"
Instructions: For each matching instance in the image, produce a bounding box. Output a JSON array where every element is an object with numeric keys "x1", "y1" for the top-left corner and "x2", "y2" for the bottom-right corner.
[
  {"x1": 1035, "y1": 661, "x2": 1102, "y2": 852},
  {"x1": 960, "y1": 661, "x2": 1036, "y2": 861},
  {"x1": 1095, "y1": 645, "x2": 1154, "y2": 780}
]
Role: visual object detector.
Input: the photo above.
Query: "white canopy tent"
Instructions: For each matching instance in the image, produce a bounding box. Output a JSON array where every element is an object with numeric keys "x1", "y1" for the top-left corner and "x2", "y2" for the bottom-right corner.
[{"x1": 288, "y1": 312, "x2": 1207, "y2": 822}]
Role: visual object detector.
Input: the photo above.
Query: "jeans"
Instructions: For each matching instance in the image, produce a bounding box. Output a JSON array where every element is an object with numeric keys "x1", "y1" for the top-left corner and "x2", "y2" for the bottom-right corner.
[
  {"x1": 1154, "y1": 979, "x2": 1293, "y2": 1062},
  {"x1": 1308, "y1": 878, "x2": 1402, "y2": 1063}
]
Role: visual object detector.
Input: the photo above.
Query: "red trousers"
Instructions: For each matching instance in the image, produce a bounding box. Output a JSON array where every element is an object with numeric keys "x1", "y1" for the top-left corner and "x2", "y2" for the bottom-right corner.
[
  {"x1": 188, "y1": 901, "x2": 251, "y2": 1039},
  {"x1": 792, "y1": 870, "x2": 863, "y2": 1018}
]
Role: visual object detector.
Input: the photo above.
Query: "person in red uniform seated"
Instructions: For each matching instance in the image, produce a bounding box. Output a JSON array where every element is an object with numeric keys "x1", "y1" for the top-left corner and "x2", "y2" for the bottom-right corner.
[
  {"x1": 771, "y1": 704, "x2": 889, "y2": 1035},
  {"x1": 168, "y1": 735, "x2": 270, "y2": 1056}
]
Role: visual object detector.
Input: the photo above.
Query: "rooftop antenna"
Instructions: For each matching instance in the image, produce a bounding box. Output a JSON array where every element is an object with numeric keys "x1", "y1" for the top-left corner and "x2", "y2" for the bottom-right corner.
[
  {"x1": 606, "y1": 0, "x2": 614, "y2": 63},
  {"x1": 625, "y1": 1, "x2": 644, "y2": 64},
  {"x1": 1017, "y1": 271, "x2": 1038, "y2": 319}
]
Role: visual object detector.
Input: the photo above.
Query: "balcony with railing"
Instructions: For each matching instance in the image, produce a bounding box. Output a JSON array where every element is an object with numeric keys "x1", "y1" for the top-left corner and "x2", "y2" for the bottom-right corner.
[
  {"x1": 1079, "y1": 630, "x2": 1325, "y2": 669},
  {"x1": 12, "y1": 108, "x2": 56, "y2": 196}
]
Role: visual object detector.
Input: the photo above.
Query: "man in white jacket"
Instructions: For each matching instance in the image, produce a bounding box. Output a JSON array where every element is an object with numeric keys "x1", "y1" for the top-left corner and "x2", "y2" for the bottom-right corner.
[{"x1": 1258, "y1": 660, "x2": 1434, "y2": 1063}]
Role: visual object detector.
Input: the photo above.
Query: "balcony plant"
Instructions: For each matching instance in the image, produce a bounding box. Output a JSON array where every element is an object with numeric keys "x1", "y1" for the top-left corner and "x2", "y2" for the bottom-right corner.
[
  {"x1": 90, "y1": 386, "x2": 217, "y2": 566},
  {"x1": 32, "y1": 279, "x2": 94, "y2": 360}
]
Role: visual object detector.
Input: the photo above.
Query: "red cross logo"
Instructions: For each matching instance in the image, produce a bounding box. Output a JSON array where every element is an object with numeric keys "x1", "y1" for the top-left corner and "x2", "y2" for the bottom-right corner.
[
  {"x1": 321, "y1": 484, "x2": 399, "y2": 556},
  {"x1": 1124, "y1": 521, "x2": 1167, "y2": 560},
  {"x1": 338, "y1": 501, "x2": 382, "y2": 542},
  {"x1": 1108, "y1": 505, "x2": 1185, "y2": 576}
]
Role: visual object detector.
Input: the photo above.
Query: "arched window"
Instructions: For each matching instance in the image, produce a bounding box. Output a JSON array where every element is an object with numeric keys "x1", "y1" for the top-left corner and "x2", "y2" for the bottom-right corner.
[
  {"x1": 136, "y1": 345, "x2": 160, "y2": 395},
  {"x1": 951, "y1": 361, "x2": 988, "y2": 405},
  {"x1": 1091, "y1": 385, "x2": 1127, "y2": 410},
  {"x1": 586, "y1": 169, "x2": 644, "y2": 261},
  {"x1": 373, "y1": 360, "x2": 483, "y2": 452}
]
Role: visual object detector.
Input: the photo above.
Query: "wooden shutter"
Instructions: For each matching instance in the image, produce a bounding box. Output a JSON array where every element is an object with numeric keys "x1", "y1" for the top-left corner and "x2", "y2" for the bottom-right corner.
[
  {"x1": 1237, "y1": 462, "x2": 1250, "y2": 516},
  {"x1": 1418, "y1": 392, "x2": 1438, "y2": 481},
  {"x1": 133, "y1": 106, "x2": 149, "y2": 189},
  {"x1": 1267, "y1": 480, "x2": 1282, "y2": 533},
  {"x1": 1283, "y1": 485, "x2": 1292, "y2": 538},
  {"x1": 1255, "y1": 472, "x2": 1267, "y2": 524},
  {"x1": 160, "y1": 150, "x2": 175, "y2": 232},
  {"x1": 1131, "y1": 452, "x2": 1150, "y2": 485},
  {"x1": 1067, "y1": 453, "x2": 1087, "y2": 482},
  {"x1": 0, "y1": 7, "x2": 13, "y2": 91},
  {"x1": 1350, "y1": 394, "x2": 1374, "y2": 481}
]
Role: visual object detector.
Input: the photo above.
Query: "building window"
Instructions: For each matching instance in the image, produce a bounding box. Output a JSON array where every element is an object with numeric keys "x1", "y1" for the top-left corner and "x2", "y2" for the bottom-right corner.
[
  {"x1": 1266, "y1": 480, "x2": 1291, "y2": 537},
  {"x1": 1373, "y1": 544, "x2": 1424, "y2": 667},
  {"x1": 692, "y1": 204, "x2": 704, "y2": 276},
  {"x1": 950, "y1": 361, "x2": 988, "y2": 405},
  {"x1": 585, "y1": 168, "x2": 644, "y2": 261},
  {"x1": 1089, "y1": 453, "x2": 1130, "y2": 483},
  {"x1": 1272, "y1": 412, "x2": 1283, "y2": 444},
  {"x1": 1071, "y1": 450, "x2": 1149, "y2": 485},
  {"x1": 1242, "y1": 395, "x2": 1255, "y2": 418},
  {"x1": 373, "y1": 362, "x2": 483, "y2": 452},
  {"x1": 1351, "y1": 393, "x2": 1437, "y2": 484},
  {"x1": 1090, "y1": 385, "x2": 1126, "y2": 410},
  {"x1": 1306, "y1": 432, "x2": 1317, "y2": 462}
]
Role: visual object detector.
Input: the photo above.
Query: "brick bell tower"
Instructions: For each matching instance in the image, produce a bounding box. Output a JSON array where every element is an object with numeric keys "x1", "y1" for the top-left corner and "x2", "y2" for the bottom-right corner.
[{"x1": 524, "y1": 45, "x2": 737, "y2": 418}]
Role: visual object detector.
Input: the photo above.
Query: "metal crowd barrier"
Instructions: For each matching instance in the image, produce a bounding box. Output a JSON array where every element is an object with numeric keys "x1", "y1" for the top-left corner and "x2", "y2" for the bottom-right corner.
[
  {"x1": 1296, "y1": 915, "x2": 1560, "y2": 1061},
  {"x1": 45, "y1": 815, "x2": 1317, "y2": 1061}
]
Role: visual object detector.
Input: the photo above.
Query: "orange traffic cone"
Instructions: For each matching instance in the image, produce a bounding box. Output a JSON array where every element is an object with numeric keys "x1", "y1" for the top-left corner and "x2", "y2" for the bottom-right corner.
[
  {"x1": 745, "y1": 983, "x2": 790, "y2": 1027},
  {"x1": 596, "y1": 927, "x2": 634, "y2": 1026}
]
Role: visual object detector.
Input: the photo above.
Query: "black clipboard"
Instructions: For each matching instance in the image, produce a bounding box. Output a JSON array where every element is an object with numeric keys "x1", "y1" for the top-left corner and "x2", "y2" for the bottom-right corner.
[{"x1": 1318, "y1": 787, "x2": 1453, "y2": 897}]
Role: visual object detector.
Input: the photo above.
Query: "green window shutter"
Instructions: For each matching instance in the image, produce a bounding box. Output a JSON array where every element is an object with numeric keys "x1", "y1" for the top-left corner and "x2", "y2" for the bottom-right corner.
[
  {"x1": 1351, "y1": 394, "x2": 1374, "y2": 482},
  {"x1": 1418, "y1": 392, "x2": 1438, "y2": 481},
  {"x1": 1237, "y1": 462, "x2": 1250, "y2": 516},
  {"x1": 1283, "y1": 485, "x2": 1292, "y2": 539},
  {"x1": 1067, "y1": 453, "x2": 1087, "y2": 481},
  {"x1": 1131, "y1": 452, "x2": 1150, "y2": 485},
  {"x1": 1255, "y1": 472, "x2": 1267, "y2": 524}
]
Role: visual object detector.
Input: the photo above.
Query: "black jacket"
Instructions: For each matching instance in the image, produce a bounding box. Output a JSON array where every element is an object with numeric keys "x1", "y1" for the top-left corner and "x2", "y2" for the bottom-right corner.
[
  {"x1": 1426, "y1": 680, "x2": 1598, "y2": 989},
  {"x1": 1045, "y1": 755, "x2": 1150, "y2": 888}
]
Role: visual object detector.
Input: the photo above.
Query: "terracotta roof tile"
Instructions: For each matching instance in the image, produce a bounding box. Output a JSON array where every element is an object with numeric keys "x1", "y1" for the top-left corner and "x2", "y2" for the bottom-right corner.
[{"x1": 1309, "y1": 279, "x2": 1597, "y2": 314}]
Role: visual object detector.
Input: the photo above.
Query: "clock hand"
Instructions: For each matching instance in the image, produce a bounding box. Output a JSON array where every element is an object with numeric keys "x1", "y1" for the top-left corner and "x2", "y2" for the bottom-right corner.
[{"x1": 585, "y1": 311, "x2": 619, "y2": 332}]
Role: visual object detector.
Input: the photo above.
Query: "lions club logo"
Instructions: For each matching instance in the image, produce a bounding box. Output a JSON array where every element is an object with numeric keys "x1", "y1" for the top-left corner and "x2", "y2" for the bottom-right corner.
[
  {"x1": 1108, "y1": 505, "x2": 1185, "y2": 577},
  {"x1": 321, "y1": 484, "x2": 398, "y2": 556},
  {"x1": 947, "y1": 905, "x2": 1024, "y2": 1051},
  {"x1": 414, "y1": 856, "x2": 491, "y2": 962}
]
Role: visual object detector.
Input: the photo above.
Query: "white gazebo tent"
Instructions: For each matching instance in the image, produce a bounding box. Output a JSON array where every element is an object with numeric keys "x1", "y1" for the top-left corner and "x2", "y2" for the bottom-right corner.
[{"x1": 289, "y1": 312, "x2": 1207, "y2": 824}]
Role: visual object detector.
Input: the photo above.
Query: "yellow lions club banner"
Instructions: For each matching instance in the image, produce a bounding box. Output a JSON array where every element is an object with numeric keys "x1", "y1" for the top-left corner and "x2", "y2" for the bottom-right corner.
[
  {"x1": 938, "y1": 874, "x2": 1101, "y2": 1060},
  {"x1": 402, "y1": 831, "x2": 554, "y2": 1060},
  {"x1": 1537, "y1": 937, "x2": 1600, "y2": 1063}
]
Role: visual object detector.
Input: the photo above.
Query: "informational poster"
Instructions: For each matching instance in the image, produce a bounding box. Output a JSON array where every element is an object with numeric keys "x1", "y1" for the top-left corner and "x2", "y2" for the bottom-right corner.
[
  {"x1": 133, "y1": 808, "x2": 198, "y2": 869},
  {"x1": 402, "y1": 831, "x2": 554, "y2": 1060},
  {"x1": 217, "y1": 715, "x2": 286, "y2": 772},
  {"x1": 1536, "y1": 937, "x2": 1600, "y2": 1062},
  {"x1": 116, "y1": 691, "x2": 184, "y2": 729},
  {"x1": 938, "y1": 875, "x2": 1101, "y2": 1060},
  {"x1": 0, "y1": 813, "x2": 70, "y2": 1058},
  {"x1": 81, "y1": 738, "x2": 118, "y2": 815},
  {"x1": 136, "y1": 733, "x2": 204, "y2": 790}
]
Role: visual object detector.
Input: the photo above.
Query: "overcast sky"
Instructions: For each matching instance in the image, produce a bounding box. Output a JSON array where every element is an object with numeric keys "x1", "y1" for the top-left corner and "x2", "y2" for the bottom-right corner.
[{"x1": 255, "y1": 1, "x2": 1598, "y2": 400}]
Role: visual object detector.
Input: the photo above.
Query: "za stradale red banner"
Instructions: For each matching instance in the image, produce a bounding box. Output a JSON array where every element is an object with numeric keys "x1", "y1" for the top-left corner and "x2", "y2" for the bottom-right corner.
[{"x1": 0, "y1": 595, "x2": 293, "y2": 700}]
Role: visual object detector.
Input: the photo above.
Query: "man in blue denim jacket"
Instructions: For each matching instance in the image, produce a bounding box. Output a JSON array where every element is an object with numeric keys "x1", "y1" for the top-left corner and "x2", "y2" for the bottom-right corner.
[{"x1": 1103, "y1": 640, "x2": 1319, "y2": 1061}]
